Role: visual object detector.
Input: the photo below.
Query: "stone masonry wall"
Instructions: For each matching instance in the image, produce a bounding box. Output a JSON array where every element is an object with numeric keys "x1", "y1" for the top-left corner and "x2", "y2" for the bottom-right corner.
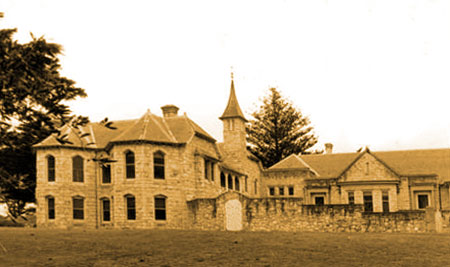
[{"x1": 188, "y1": 192, "x2": 436, "y2": 233}]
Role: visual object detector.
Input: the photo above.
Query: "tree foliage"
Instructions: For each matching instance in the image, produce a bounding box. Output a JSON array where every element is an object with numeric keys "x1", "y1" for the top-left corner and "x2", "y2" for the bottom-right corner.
[
  {"x1": 246, "y1": 87, "x2": 319, "y2": 168},
  {"x1": 0, "y1": 28, "x2": 88, "y2": 220}
]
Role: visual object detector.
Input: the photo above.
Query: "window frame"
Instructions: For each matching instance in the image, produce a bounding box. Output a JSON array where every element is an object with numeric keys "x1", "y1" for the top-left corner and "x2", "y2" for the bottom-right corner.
[
  {"x1": 348, "y1": 191, "x2": 355, "y2": 205},
  {"x1": 47, "y1": 155, "x2": 55, "y2": 182},
  {"x1": 125, "y1": 151, "x2": 135, "y2": 179},
  {"x1": 269, "y1": 187, "x2": 275, "y2": 196},
  {"x1": 102, "y1": 164, "x2": 111, "y2": 184},
  {"x1": 47, "y1": 196, "x2": 55, "y2": 220},
  {"x1": 382, "y1": 192, "x2": 389, "y2": 212},
  {"x1": 279, "y1": 186, "x2": 285, "y2": 196},
  {"x1": 125, "y1": 194, "x2": 136, "y2": 220},
  {"x1": 288, "y1": 186, "x2": 294, "y2": 196},
  {"x1": 72, "y1": 196, "x2": 84, "y2": 220},
  {"x1": 234, "y1": 176, "x2": 240, "y2": 191},
  {"x1": 220, "y1": 172, "x2": 226, "y2": 188},
  {"x1": 154, "y1": 195, "x2": 167, "y2": 221},
  {"x1": 101, "y1": 198, "x2": 111, "y2": 222},
  {"x1": 72, "y1": 156, "x2": 84, "y2": 182},
  {"x1": 153, "y1": 151, "x2": 165, "y2": 179},
  {"x1": 363, "y1": 192, "x2": 373, "y2": 212}
]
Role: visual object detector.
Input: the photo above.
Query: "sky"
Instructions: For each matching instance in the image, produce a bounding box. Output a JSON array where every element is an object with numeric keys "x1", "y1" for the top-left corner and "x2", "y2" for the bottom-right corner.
[{"x1": 1, "y1": 0, "x2": 449, "y2": 153}]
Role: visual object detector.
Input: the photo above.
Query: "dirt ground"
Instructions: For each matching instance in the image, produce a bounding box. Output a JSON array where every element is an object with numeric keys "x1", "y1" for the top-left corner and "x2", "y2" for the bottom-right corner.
[{"x1": 0, "y1": 228, "x2": 449, "y2": 266}]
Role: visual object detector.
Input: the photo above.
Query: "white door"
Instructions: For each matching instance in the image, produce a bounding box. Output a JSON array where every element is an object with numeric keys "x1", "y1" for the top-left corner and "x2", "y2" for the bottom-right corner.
[{"x1": 225, "y1": 199, "x2": 242, "y2": 231}]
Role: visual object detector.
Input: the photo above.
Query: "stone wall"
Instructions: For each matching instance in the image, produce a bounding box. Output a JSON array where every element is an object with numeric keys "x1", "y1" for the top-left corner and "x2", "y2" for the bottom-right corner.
[
  {"x1": 187, "y1": 192, "x2": 439, "y2": 233},
  {"x1": 441, "y1": 210, "x2": 450, "y2": 233}
]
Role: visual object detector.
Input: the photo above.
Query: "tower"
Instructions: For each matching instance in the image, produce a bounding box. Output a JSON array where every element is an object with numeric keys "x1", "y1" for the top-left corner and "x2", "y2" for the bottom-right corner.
[{"x1": 219, "y1": 73, "x2": 247, "y2": 158}]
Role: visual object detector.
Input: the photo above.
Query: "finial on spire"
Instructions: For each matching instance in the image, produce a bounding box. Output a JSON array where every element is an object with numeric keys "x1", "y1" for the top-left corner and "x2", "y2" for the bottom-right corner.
[{"x1": 230, "y1": 66, "x2": 234, "y2": 80}]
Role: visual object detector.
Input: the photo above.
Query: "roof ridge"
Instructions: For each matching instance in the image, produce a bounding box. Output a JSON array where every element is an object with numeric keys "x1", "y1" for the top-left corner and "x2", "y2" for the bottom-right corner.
[
  {"x1": 111, "y1": 118, "x2": 142, "y2": 141},
  {"x1": 293, "y1": 154, "x2": 319, "y2": 176},
  {"x1": 149, "y1": 114, "x2": 178, "y2": 142},
  {"x1": 139, "y1": 111, "x2": 151, "y2": 140},
  {"x1": 160, "y1": 116, "x2": 178, "y2": 142}
]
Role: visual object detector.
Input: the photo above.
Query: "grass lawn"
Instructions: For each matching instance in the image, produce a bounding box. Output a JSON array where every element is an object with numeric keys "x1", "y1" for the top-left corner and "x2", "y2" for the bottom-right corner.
[{"x1": 0, "y1": 228, "x2": 449, "y2": 266}]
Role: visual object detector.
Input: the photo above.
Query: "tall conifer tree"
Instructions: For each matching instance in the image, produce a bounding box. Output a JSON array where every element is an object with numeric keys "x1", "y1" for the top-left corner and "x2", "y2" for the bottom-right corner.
[{"x1": 246, "y1": 88, "x2": 318, "y2": 168}]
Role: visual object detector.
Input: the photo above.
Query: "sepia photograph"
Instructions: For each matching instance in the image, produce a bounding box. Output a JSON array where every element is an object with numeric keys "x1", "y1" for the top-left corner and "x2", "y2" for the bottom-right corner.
[{"x1": 0, "y1": 0, "x2": 450, "y2": 266}]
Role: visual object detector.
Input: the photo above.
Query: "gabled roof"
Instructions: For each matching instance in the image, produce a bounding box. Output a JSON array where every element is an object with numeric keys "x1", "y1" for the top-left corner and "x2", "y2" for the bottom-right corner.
[
  {"x1": 336, "y1": 149, "x2": 401, "y2": 178},
  {"x1": 300, "y1": 148, "x2": 450, "y2": 181},
  {"x1": 219, "y1": 78, "x2": 247, "y2": 122},
  {"x1": 300, "y1": 152, "x2": 359, "y2": 179},
  {"x1": 268, "y1": 154, "x2": 314, "y2": 171},
  {"x1": 34, "y1": 110, "x2": 216, "y2": 150}
]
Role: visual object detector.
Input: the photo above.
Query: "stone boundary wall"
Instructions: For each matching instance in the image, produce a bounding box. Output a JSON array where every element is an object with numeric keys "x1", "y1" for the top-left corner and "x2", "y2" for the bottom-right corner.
[
  {"x1": 187, "y1": 193, "x2": 440, "y2": 233},
  {"x1": 441, "y1": 210, "x2": 450, "y2": 233}
]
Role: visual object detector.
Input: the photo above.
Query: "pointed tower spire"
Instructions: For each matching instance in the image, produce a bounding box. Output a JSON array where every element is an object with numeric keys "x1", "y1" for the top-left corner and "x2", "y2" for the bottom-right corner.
[{"x1": 219, "y1": 72, "x2": 247, "y2": 122}]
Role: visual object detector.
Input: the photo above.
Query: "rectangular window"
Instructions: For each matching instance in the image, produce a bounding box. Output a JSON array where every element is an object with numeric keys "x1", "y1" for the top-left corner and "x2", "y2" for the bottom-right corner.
[
  {"x1": 204, "y1": 159, "x2": 214, "y2": 181},
  {"x1": 47, "y1": 156, "x2": 55, "y2": 182},
  {"x1": 153, "y1": 154, "x2": 165, "y2": 179},
  {"x1": 126, "y1": 196, "x2": 136, "y2": 220},
  {"x1": 288, "y1": 186, "x2": 294, "y2": 196},
  {"x1": 315, "y1": 196, "x2": 324, "y2": 205},
  {"x1": 382, "y1": 192, "x2": 389, "y2": 212},
  {"x1": 254, "y1": 180, "x2": 258, "y2": 195},
  {"x1": 73, "y1": 198, "x2": 84, "y2": 220},
  {"x1": 348, "y1": 191, "x2": 355, "y2": 205},
  {"x1": 102, "y1": 164, "x2": 111, "y2": 184},
  {"x1": 279, "y1": 187, "x2": 284, "y2": 196},
  {"x1": 245, "y1": 177, "x2": 248, "y2": 192},
  {"x1": 363, "y1": 193, "x2": 373, "y2": 212},
  {"x1": 204, "y1": 158, "x2": 209, "y2": 180},
  {"x1": 72, "y1": 156, "x2": 84, "y2": 182},
  {"x1": 102, "y1": 199, "x2": 111, "y2": 222},
  {"x1": 155, "y1": 197, "x2": 166, "y2": 220},
  {"x1": 269, "y1": 187, "x2": 275, "y2": 196},
  {"x1": 418, "y1": 194, "x2": 429, "y2": 209},
  {"x1": 47, "y1": 197, "x2": 55, "y2": 220}
]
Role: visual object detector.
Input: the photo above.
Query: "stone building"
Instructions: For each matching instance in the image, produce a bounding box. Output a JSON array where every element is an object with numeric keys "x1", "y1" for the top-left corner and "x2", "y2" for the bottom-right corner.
[
  {"x1": 34, "y1": 76, "x2": 262, "y2": 229},
  {"x1": 263, "y1": 144, "x2": 450, "y2": 213},
  {"x1": 34, "y1": 76, "x2": 450, "y2": 230}
]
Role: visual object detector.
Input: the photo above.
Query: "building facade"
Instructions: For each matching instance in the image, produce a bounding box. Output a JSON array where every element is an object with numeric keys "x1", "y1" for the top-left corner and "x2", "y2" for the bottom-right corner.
[{"x1": 34, "y1": 77, "x2": 450, "y2": 230}]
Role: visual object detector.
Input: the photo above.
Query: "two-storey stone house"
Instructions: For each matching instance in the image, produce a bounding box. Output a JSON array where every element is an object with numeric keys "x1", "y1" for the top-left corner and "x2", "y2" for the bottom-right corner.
[{"x1": 34, "y1": 77, "x2": 262, "y2": 229}]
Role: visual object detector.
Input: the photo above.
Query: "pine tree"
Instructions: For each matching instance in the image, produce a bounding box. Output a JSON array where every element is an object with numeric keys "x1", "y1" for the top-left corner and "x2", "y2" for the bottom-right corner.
[
  {"x1": 246, "y1": 87, "x2": 318, "y2": 168},
  {"x1": 0, "y1": 27, "x2": 88, "y2": 221}
]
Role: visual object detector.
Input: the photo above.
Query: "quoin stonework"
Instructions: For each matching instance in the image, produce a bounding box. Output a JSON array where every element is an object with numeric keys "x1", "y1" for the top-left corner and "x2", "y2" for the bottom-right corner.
[{"x1": 34, "y1": 75, "x2": 450, "y2": 232}]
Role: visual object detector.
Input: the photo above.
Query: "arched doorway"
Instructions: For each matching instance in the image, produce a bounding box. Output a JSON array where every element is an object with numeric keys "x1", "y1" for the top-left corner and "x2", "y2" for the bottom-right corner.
[{"x1": 225, "y1": 199, "x2": 242, "y2": 231}]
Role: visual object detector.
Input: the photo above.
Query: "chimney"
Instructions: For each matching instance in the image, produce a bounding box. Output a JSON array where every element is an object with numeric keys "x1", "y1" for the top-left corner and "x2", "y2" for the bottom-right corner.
[
  {"x1": 161, "y1": 105, "x2": 179, "y2": 118},
  {"x1": 325, "y1": 143, "x2": 333, "y2": 154}
]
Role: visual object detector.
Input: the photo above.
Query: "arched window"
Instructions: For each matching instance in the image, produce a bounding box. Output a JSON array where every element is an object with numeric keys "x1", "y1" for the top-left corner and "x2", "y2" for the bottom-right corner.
[
  {"x1": 153, "y1": 151, "x2": 165, "y2": 179},
  {"x1": 235, "y1": 176, "x2": 240, "y2": 191},
  {"x1": 220, "y1": 172, "x2": 226, "y2": 188},
  {"x1": 72, "y1": 196, "x2": 84, "y2": 219},
  {"x1": 125, "y1": 194, "x2": 136, "y2": 220},
  {"x1": 100, "y1": 198, "x2": 111, "y2": 222},
  {"x1": 47, "y1": 155, "x2": 55, "y2": 182},
  {"x1": 227, "y1": 174, "x2": 233, "y2": 190},
  {"x1": 154, "y1": 195, "x2": 167, "y2": 221},
  {"x1": 46, "y1": 196, "x2": 55, "y2": 220},
  {"x1": 125, "y1": 151, "x2": 135, "y2": 179},
  {"x1": 72, "y1": 156, "x2": 84, "y2": 182}
]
